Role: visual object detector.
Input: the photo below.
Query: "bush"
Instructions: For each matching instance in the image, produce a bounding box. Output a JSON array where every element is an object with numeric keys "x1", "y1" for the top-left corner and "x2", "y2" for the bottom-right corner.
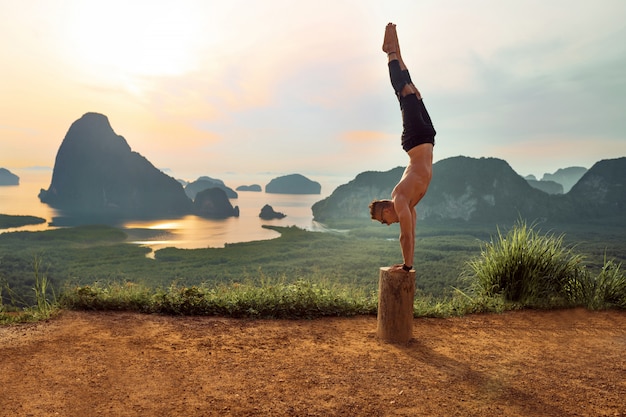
[
  {"x1": 466, "y1": 220, "x2": 585, "y2": 306},
  {"x1": 565, "y1": 258, "x2": 626, "y2": 310},
  {"x1": 153, "y1": 280, "x2": 377, "y2": 318},
  {"x1": 466, "y1": 220, "x2": 626, "y2": 309},
  {"x1": 59, "y1": 282, "x2": 153, "y2": 312},
  {"x1": 61, "y1": 277, "x2": 379, "y2": 319}
]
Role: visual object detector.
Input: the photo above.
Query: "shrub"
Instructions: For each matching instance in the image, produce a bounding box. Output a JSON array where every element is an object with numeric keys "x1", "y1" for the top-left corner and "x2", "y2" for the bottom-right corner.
[
  {"x1": 466, "y1": 220, "x2": 585, "y2": 306},
  {"x1": 59, "y1": 281, "x2": 153, "y2": 312},
  {"x1": 61, "y1": 277, "x2": 379, "y2": 319},
  {"x1": 565, "y1": 258, "x2": 626, "y2": 310},
  {"x1": 153, "y1": 278, "x2": 379, "y2": 318}
]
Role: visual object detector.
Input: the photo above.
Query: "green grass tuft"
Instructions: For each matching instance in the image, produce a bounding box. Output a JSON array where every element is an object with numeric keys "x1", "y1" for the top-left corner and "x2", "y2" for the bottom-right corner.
[
  {"x1": 565, "y1": 257, "x2": 626, "y2": 310},
  {"x1": 60, "y1": 276, "x2": 379, "y2": 319},
  {"x1": 0, "y1": 255, "x2": 58, "y2": 324},
  {"x1": 466, "y1": 220, "x2": 584, "y2": 305},
  {"x1": 464, "y1": 220, "x2": 626, "y2": 309}
]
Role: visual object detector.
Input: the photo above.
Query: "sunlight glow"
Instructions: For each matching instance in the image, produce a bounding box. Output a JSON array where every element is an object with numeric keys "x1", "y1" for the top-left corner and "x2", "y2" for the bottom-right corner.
[
  {"x1": 68, "y1": 1, "x2": 205, "y2": 78},
  {"x1": 340, "y1": 130, "x2": 390, "y2": 143},
  {"x1": 125, "y1": 220, "x2": 182, "y2": 230}
]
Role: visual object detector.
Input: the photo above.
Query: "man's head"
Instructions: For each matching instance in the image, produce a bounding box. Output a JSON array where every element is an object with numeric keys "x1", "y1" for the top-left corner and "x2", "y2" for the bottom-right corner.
[{"x1": 369, "y1": 199, "x2": 397, "y2": 225}]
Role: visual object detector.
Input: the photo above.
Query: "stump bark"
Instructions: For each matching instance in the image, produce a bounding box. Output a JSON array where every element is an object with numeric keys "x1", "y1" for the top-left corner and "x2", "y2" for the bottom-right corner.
[{"x1": 376, "y1": 267, "x2": 415, "y2": 344}]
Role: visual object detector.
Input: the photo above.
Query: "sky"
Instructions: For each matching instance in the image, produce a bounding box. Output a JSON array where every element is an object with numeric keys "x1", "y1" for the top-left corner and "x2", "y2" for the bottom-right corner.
[{"x1": 1, "y1": 0, "x2": 625, "y2": 185}]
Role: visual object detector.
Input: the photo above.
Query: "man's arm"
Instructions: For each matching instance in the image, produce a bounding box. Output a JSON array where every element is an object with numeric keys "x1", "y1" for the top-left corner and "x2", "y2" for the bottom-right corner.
[{"x1": 392, "y1": 196, "x2": 415, "y2": 271}]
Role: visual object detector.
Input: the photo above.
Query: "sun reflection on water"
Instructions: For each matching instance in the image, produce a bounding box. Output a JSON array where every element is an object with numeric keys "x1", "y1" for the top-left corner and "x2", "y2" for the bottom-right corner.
[
  {"x1": 2, "y1": 171, "x2": 344, "y2": 254},
  {"x1": 122, "y1": 193, "x2": 320, "y2": 253}
]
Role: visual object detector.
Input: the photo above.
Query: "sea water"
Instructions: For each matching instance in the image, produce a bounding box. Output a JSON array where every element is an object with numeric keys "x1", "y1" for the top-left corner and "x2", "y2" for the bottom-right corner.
[{"x1": 0, "y1": 169, "x2": 349, "y2": 252}]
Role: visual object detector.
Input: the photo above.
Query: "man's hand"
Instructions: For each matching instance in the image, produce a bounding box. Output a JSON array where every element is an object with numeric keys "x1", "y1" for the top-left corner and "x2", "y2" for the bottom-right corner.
[{"x1": 389, "y1": 263, "x2": 410, "y2": 273}]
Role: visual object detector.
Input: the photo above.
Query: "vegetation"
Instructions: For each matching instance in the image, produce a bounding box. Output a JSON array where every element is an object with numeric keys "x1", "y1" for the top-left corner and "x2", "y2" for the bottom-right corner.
[
  {"x1": 1, "y1": 255, "x2": 58, "y2": 324},
  {"x1": 467, "y1": 221, "x2": 584, "y2": 305},
  {"x1": 0, "y1": 214, "x2": 46, "y2": 228},
  {"x1": 567, "y1": 258, "x2": 626, "y2": 310},
  {"x1": 59, "y1": 277, "x2": 378, "y2": 319},
  {"x1": 466, "y1": 220, "x2": 626, "y2": 310},
  {"x1": 1, "y1": 220, "x2": 625, "y2": 323},
  {"x1": 57, "y1": 279, "x2": 516, "y2": 319},
  {"x1": 0, "y1": 224, "x2": 482, "y2": 307}
]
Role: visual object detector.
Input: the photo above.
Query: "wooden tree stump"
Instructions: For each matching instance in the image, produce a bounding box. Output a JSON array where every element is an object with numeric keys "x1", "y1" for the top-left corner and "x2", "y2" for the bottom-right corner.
[{"x1": 376, "y1": 267, "x2": 415, "y2": 344}]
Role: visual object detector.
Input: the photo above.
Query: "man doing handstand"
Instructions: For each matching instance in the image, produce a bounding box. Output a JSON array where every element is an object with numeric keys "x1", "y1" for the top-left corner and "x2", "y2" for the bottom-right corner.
[{"x1": 369, "y1": 23, "x2": 436, "y2": 273}]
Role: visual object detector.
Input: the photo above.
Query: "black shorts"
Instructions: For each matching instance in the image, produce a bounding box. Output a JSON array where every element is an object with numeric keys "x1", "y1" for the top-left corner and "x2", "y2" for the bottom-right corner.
[
  {"x1": 388, "y1": 60, "x2": 436, "y2": 152},
  {"x1": 400, "y1": 94, "x2": 436, "y2": 152}
]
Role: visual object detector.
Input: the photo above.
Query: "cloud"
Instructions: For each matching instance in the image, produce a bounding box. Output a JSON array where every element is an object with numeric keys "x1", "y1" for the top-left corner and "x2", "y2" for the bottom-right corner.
[
  {"x1": 2, "y1": 0, "x2": 625, "y2": 180},
  {"x1": 490, "y1": 134, "x2": 625, "y2": 176},
  {"x1": 340, "y1": 130, "x2": 391, "y2": 144}
]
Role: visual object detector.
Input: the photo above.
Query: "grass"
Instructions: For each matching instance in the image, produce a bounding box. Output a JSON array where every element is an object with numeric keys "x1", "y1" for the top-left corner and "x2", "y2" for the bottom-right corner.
[
  {"x1": 0, "y1": 255, "x2": 57, "y2": 324},
  {"x1": 465, "y1": 220, "x2": 626, "y2": 310},
  {"x1": 566, "y1": 257, "x2": 626, "y2": 310},
  {"x1": 0, "y1": 214, "x2": 46, "y2": 229},
  {"x1": 59, "y1": 277, "x2": 378, "y2": 319},
  {"x1": 0, "y1": 224, "x2": 481, "y2": 306},
  {"x1": 32, "y1": 255, "x2": 54, "y2": 316},
  {"x1": 2, "y1": 221, "x2": 625, "y2": 323},
  {"x1": 58, "y1": 279, "x2": 519, "y2": 319},
  {"x1": 466, "y1": 220, "x2": 584, "y2": 305}
]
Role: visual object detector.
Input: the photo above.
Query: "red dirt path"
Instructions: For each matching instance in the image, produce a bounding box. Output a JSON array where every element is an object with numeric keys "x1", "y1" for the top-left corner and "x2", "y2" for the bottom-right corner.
[{"x1": 1, "y1": 309, "x2": 625, "y2": 416}]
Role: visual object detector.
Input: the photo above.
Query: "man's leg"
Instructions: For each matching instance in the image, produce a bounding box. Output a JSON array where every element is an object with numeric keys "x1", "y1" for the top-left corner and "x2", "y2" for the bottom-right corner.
[
  {"x1": 383, "y1": 23, "x2": 421, "y2": 99},
  {"x1": 383, "y1": 23, "x2": 436, "y2": 150}
]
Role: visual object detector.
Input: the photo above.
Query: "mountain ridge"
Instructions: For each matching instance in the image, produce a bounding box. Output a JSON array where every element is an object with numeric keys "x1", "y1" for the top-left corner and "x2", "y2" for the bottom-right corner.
[
  {"x1": 38, "y1": 112, "x2": 192, "y2": 218},
  {"x1": 0, "y1": 168, "x2": 19, "y2": 186},
  {"x1": 312, "y1": 156, "x2": 625, "y2": 225}
]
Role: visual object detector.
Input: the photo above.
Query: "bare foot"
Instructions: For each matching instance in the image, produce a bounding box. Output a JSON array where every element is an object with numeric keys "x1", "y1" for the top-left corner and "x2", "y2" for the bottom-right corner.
[{"x1": 382, "y1": 23, "x2": 399, "y2": 55}]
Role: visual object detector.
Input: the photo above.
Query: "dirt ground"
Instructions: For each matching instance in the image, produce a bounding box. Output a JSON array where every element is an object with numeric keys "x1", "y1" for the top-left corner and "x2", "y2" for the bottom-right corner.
[{"x1": 1, "y1": 309, "x2": 625, "y2": 417}]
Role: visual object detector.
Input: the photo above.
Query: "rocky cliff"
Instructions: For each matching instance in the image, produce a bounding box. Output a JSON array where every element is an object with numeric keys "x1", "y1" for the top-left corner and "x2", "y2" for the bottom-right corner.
[
  {"x1": 259, "y1": 204, "x2": 286, "y2": 220},
  {"x1": 420, "y1": 157, "x2": 555, "y2": 222},
  {"x1": 193, "y1": 188, "x2": 239, "y2": 218},
  {"x1": 566, "y1": 157, "x2": 626, "y2": 220},
  {"x1": 185, "y1": 176, "x2": 238, "y2": 200},
  {"x1": 265, "y1": 174, "x2": 321, "y2": 194},
  {"x1": 236, "y1": 184, "x2": 262, "y2": 192},
  {"x1": 39, "y1": 113, "x2": 192, "y2": 217},
  {"x1": 312, "y1": 156, "x2": 625, "y2": 225},
  {"x1": 541, "y1": 166, "x2": 587, "y2": 193},
  {"x1": 0, "y1": 168, "x2": 19, "y2": 186},
  {"x1": 311, "y1": 167, "x2": 403, "y2": 222},
  {"x1": 525, "y1": 178, "x2": 564, "y2": 195}
]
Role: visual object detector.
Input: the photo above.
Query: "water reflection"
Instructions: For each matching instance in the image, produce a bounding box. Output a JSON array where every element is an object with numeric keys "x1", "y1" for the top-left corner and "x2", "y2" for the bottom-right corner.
[
  {"x1": 0, "y1": 170, "x2": 60, "y2": 233},
  {"x1": 1, "y1": 170, "x2": 343, "y2": 252},
  {"x1": 124, "y1": 215, "x2": 282, "y2": 254},
  {"x1": 122, "y1": 191, "x2": 319, "y2": 251}
]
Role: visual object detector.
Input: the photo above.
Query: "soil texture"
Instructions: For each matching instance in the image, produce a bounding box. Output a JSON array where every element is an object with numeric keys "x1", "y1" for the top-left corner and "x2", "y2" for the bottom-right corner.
[{"x1": 1, "y1": 309, "x2": 625, "y2": 416}]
